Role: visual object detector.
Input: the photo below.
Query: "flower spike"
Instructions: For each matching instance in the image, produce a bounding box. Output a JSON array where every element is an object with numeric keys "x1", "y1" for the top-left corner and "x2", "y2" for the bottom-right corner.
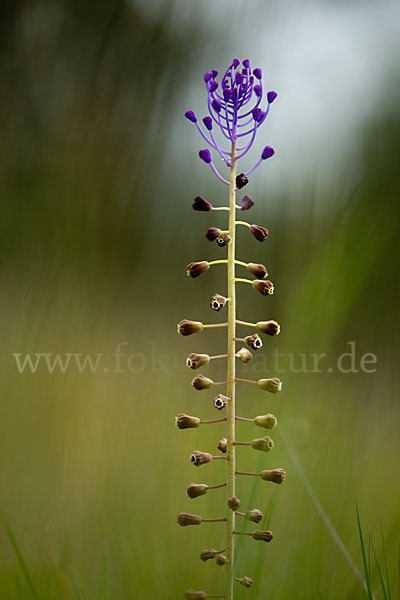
[{"x1": 179, "y1": 59, "x2": 284, "y2": 600}]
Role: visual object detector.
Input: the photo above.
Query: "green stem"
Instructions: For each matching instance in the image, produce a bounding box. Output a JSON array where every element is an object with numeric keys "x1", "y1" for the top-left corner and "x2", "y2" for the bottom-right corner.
[
  {"x1": 226, "y1": 140, "x2": 236, "y2": 600},
  {"x1": 203, "y1": 518, "x2": 227, "y2": 523},
  {"x1": 235, "y1": 277, "x2": 253, "y2": 285},
  {"x1": 203, "y1": 322, "x2": 228, "y2": 329},
  {"x1": 209, "y1": 259, "x2": 228, "y2": 266},
  {"x1": 235, "y1": 377, "x2": 257, "y2": 384},
  {"x1": 235, "y1": 319, "x2": 256, "y2": 327},
  {"x1": 235, "y1": 416, "x2": 254, "y2": 423},
  {"x1": 210, "y1": 354, "x2": 229, "y2": 360},
  {"x1": 200, "y1": 417, "x2": 227, "y2": 424},
  {"x1": 234, "y1": 260, "x2": 248, "y2": 267},
  {"x1": 207, "y1": 482, "x2": 227, "y2": 490},
  {"x1": 235, "y1": 220, "x2": 251, "y2": 228},
  {"x1": 212, "y1": 206, "x2": 230, "y2": 211}
]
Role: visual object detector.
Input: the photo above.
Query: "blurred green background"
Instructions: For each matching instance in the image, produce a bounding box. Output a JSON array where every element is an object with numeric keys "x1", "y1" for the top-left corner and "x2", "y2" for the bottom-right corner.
[{"x1": 1, "y1": 0, "x2": 399, "y2": 598}]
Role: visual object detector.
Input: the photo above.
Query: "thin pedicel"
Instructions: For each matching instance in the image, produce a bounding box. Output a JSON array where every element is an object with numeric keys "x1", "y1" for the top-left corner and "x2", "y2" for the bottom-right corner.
[{"x1": 177, "y1": 58, "x2": 286, "y2": 600}]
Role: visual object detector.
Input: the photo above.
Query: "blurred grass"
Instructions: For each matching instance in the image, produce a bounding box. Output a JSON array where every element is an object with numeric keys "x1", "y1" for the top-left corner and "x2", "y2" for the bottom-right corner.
[{"x1": 0, "y1": 0, "x2": 399, "y2": 599}]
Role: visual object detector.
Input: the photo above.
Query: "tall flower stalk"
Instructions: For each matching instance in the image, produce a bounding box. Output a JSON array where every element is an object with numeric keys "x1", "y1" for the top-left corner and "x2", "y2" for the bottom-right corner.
[{"x1": 177, "y1": 58, "x2": 286, "y2": 600}]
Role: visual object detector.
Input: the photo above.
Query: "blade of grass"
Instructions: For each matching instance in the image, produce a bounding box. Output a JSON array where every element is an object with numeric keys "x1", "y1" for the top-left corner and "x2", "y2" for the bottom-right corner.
[
  {"x1": 2, "y1": 516, "x2": 40, "y2": 600},
  {"x1": 15, "y1": 574, "x2": 22, "y2": 600},
  {"x1": 280, "y1": 431, "x2": 373, "y2": 598},
  {"x1": 355, "y1": 500, "x2": 373, "y2": 600},
  {"x1": 372, "y1": 536, "x2": 389, "y2": 600},
  {"x1": 380, "y1": 523, "x2": 392, "y2": 600}
]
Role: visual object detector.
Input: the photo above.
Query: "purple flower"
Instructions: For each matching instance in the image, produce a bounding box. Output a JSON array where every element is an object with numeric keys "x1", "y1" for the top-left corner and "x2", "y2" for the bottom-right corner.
[
  {"x1": 185, "y1": 110, "x2": 197, "y2": 123},
  {"x1": 202, "y1": 116, "x2": 212, "y2": 131},
  {"x1": 262, "y1": 146, "x2": 275, "y2": 160},
  {"x1": 199, "y1": 149, "x2": 212, "y2": 164},
  {"x1": 239, "y1": 195, "x2": 254, "y2": 210},
  {"x1": 184, "y1": 59, "x2": 277, "y2": 182}
]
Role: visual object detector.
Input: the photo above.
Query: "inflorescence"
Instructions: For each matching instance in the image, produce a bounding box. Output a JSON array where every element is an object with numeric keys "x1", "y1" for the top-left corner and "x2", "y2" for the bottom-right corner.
[{"x1": 177, "y1": 58, "x2": 286, "y2": 600}]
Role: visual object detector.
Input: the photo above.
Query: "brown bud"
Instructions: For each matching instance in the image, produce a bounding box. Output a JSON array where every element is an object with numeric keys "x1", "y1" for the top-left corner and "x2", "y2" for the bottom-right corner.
[
  {"x1": 260, "y1": 468, "x2": 286, "y2": 484},
  {"x1": 205, "y1": 227, "x2": 221, "y2": 241},
  {"x1": 190, "y1": 451, "x2": 213, "y2": 467},
  {"x1": 186, "y1": 483, "x2": 208, "y2": 498},
  {"x1": 185, "y1": 591, "x2": 207, "y2": 600},
  {"x1": 244, "y1": 333, "x2": 263, "y2": 350},
  {"x1": 236, "y1": 347, "x2": 253, "y2": 363},
  {"x1": 187, "y1": 261, "x2": 210, "y2": 278},
  {"x1": 200, "y1": 548, "x2": 219, "y2": 561},
  {"x1": 192, "y1": 374, "x2": 214, "y2": 390},
  {"x1": 228, "y1": 496, "x2": 241, "y2": 511},
  {"x1": 186, "y1": 353, "x2": 210, "y2": 369},
  {"x1": 256, "y1": 320, "x2": 280, "y2": 336},
  {"x1": 177, "y1": 320, "x2": 203, "y2": 336},
  {"x1": 239, "y1": 576, "x2": 254, "y2": 588},
  {"x1": 247, "y1": 262, "x2": 268, "y2": 278},
  {"x1": 254, "y1": 414, "x2": 277, "y2": 429},
  {"x1": 210, "y1": 293, "x2": 227, "y2": 312},
  {"x1": 215, "y1": 554, "x2": 229, "y2": 566},
  {"x1": 214, "y1": 394, "x2": 228, "y2": 411},
  {"x1": 216, "y1": 232, "x2": 231, "y2": 247},
  {"x1": 238, "y1": 195, "x2": 254, "y2": 210},
  {"x1": 250, "y1": 436, "x2": 274, "y2": 452},
  {"x1": 177, "y1": 512, "x2": 202, "y2": 526},
  {"x1": 246, "y1": 509, "x2": 263, "y2": 523},
  {"x1": 252, "y1": 279, "x2": 274, "y2": 296},
  {"x1": 250, "y1": 224, "x2": 269, "y2": 241},
  {"x1": 236, "y1": 172, "x2": 249, "y2": 189},
  {"x1": 251, "y1": 529, "x2": 273, "y2": 542},
  {"x1": 175, "y1": 413, "x2": 201, "y2": 429},
  {"x1": 218, "y1": 437, "x2": 228, "y2": 453},
  {"x1": 258, "y1": 377, "x2": 282, "y2": 393}
]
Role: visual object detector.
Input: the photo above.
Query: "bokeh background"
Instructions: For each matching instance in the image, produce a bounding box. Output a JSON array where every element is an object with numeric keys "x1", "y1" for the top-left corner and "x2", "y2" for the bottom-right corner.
[{"x1": 1, "y1": 0, "x2": 399, "y2": 598}]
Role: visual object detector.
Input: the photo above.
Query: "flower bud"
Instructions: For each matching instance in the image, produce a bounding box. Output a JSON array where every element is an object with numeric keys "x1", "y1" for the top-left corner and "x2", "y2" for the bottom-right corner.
[
  {"x1": 258, "y1": 377, "x2": 282, "y2": 393},
  {"x1": 246, "y1": 509, "x2": 263, "y2": 523},
  {"x1": 177, "y1": 512, "x2": 202, "y2": 526},
  {"x1": 262, "y1": 146, "x2": 275, "y2": 160},
  {"x1": 210, "y1": 293, "x2": 226, "y2": 312},
  {"x1": 238, "y1": 195, "x2": 254, "y2": 210},
  {"x1": 215, "y1": 554, "x2": 229, "y2": 566},
  {"x1": 191, "y1": 451, "x2": 213, "y2": 466},
  {"x1": 178, "y1": 320, "x2": 203, "y2": 336},
  {"x1": 185, "y1": 592, "x2": 207, "y2": 600},
  {"x1": 175, "y1": 413, "x2": 201, "y2": 430},
  {"x1": 267, "y1": 90, "x2": 278, "y2": 103},
  {"x1": 212, "y1": 99, "x2": 222, "y2": 112},
  {"x1": 250, "y1": 436, "x2": 274, "y2": 452},
  {"x1": 186, "y1": 353, "x2": 210, "y2": 369},
  {"x1": 185, "y1": 110, "x2": 197, "y2": 123},
  {"x1": 254, "y1": 413, "x2": 277, "y2": 429},
  {"x1": 192, "y1": 374, "x2": 214, "y2": 390},
  {"x1": 250, "y1": 224, "x2": 269, "y2": 242},
  {"x1": 236, "y1": 173, "x2": 249, "y2": 189},
  {"x1": 256, "y1": 320, "x2": 280, "y2": 336},
  {"x1": 252, "y1": 108, "x2": 265, "y2": 122},
  {"x1": 260, "y1": 468, "x2": 286, "y2": 484},
  {"x1": 202, "y1": 116, "x2": 213, "y2": 130},
  {"x1": 186, "y1": 483, "x2": 208, "y2": 498},
  {"x1": 252, "y1": 279, "x2": 274, "y2": 296},
  {"x1": 187, "y1": 261, "x2": 210, "y2": 278},
  {"x1": 237, "y1": 347, "x2": 253, "y2": 363},
  {"x1": 205, "y1": 227, "x2": 221, "y2": 241},
  {"x1": 228, "y1": 496, "x2": 241, "y2": 511},
  {"x1": 214, "y1": 394, "x2": 228, "y2": 410},
  {"x1": 239, "y1": 576, "x2": 254, "y2": 588},
  {"x1": 216, "y1": 232, "x2": 231, "y2": 247},
  {"x1": 199, "y1": 149, "x2": 212, "y2": 164},
  {"x1": 251, "y1": 529, "x2": 273, "y2": 542},
  {"x1": 244, "y1": 333, "x2": 263, "y2": 350},
  {"x1": 193, "y1": 196, "x2": 212, "y2": 211},
  {"x1": 254, "y1": 83, "x2": 262, "y2": 96},
  {"x1": 200, "y1": 548, "x2": 218, "y2": 561},
  {"x1": 218, "y1": 437, "x2": 228, "y2": 453},
  {"x1": 253, "y1": 67, "x2": 262, "y2": 79},
  {"x1": 247, "y1": 262, "x2": 268, "y2": 278}
]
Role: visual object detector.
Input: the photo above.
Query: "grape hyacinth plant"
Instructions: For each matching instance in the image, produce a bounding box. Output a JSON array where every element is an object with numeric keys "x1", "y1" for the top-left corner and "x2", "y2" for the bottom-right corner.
[{"x1": 176, "y1": 58, "x2": 286, "y2": 600}]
